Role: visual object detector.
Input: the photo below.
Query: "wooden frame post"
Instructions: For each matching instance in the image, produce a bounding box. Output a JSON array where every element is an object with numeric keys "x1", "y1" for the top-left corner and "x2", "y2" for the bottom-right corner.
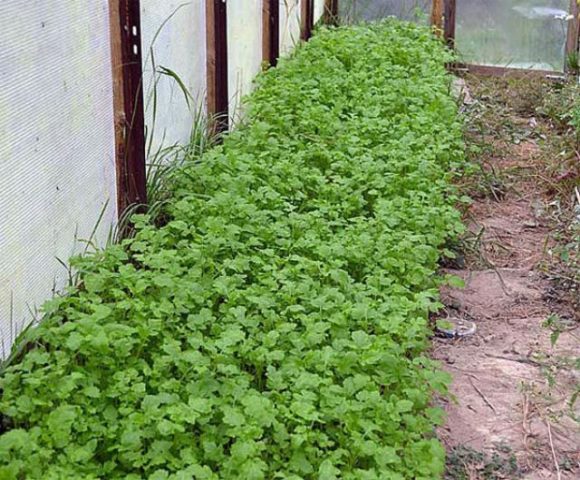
[
  {"x1": 206, "y1": 0, "x2": 229, "y2": 133},
  {"x1": 324, "y1": 0, "x2": 339, "y2": 25},
  {"x1": 263, "y1": 0, "x2": 280, "y2": 67},
  {"x1": 431, "y1": 0, "x2": 444, "y2": 34},
  {"x1": 565, "y1": 0, "x2": 580, "y2": 73},
  {"x1": 109, "y1": 0, "x2": 147, "y2": 214},
  {"x1": 301, "y1": 0, "x2": 314, "y2": 41},
  {"x1": 444, "y1": 0, "x2": 456, "y2": 47}
]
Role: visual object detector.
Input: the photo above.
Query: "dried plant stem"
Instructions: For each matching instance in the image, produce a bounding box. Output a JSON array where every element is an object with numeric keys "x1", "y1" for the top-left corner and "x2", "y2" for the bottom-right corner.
[
  {"x1": 468, "y1": 377, "x2": 497, "y2": 414},
  {"x1": 545, "y1": 418, "x2": 562, "y2": 480}
]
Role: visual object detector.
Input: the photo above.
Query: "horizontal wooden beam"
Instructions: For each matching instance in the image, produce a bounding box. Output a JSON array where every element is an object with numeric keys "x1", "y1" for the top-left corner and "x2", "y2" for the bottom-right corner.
[{"x1": 452, "y1": 63, "x2": 565, "y2": 79}]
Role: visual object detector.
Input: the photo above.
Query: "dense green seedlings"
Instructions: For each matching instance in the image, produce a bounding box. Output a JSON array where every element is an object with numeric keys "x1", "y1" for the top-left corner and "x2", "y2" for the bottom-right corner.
[{"x1": 0, "y1": 21, "x2": 464, "y2": 479}]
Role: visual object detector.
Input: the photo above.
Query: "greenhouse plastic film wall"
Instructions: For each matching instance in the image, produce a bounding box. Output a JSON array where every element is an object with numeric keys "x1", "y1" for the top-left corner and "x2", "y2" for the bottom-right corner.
[
  {"x1": 228, "y1": 0, "x2": 326, "y2": 122},
  {"x1": 228, "y1": 0, "x2": 264, "y2": 122},
  {"x1": 456, "y1": 0, "x2": 571, "y2": 71},
  {"x1": 0, "y1": 0, "x2": 325, "y2": 356},
  {"x1": 339, "y1": 0, "x2": 432, "y2": 23},
  {"x1": 140, "y1": 1, "x2": 207, "y2": 153},
  {"x1": 0, "y1": 1, "x2": 118, "y2": 356},
  {"x1": 280, "y1": 0, "x2": 303, "y2": 55},
  {"x1": 314, "y1": 0, "x2": 326, "y2": 21}
]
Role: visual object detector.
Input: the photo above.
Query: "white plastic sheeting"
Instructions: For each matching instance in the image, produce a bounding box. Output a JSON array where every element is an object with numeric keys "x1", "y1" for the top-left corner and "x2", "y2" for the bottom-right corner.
[
  {"x1": 228, "y1": 0, "x2": 263, "y2": 121},
  {"x1": 0, "y1": 1, "x2": 117, "y2": 354},
  {"x1": 314, "y1": 0, "x2": 326, "y2": 23},
  {"x1": 340, "y1": 0, "x2": 432, "y2": 23},
  {"x1": 456, "y1": 0, "x2": 570, "y2": 71},
  {"x1": 0, "y1": 0, "x2": 322, "y2": 355},
  {"x1": 281, "y1": 0, "x2": 303, "y2": 55},
  {"x1": 140, "y1": 1, "x2": 207, "y2": 152}
]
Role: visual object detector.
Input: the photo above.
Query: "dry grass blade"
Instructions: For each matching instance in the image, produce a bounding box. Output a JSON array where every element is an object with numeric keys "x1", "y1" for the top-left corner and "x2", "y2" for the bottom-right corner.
[
  {"x1": 468, "y1": 377, "x2": 498, "y2": 414},
  {"x1": 545, "y1": 418, "x2": 562, "y2": 480}
]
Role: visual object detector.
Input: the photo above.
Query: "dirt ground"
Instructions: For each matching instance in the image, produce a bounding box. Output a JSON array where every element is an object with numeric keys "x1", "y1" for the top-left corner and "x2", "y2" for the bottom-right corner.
[{"x1": 437, "y1": 77, "x2": 579, "y2": 479}]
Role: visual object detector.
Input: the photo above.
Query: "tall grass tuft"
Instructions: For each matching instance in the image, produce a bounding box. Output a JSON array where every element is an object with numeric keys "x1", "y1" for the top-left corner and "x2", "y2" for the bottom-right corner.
[{"x1": 113, "y1": 5, "x2": 218, "y2": 242}]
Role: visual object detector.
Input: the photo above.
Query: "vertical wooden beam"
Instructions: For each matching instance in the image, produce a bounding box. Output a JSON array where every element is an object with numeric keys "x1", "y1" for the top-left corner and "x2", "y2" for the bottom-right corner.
[
  {"x1": 444, "y1": 0, "x2": 456, "y2": 47},
  {"x1": 109, "y1": 0, "x2": 147, "y2": 215},
  {"x1": 565, "y1": 0, "x2": 580, "y2": 72},
  {"x1": 431, "y1": 0, "x2": 444, "y2": 34},
  {"x1": 301, "y1": 0, "x2": 314, "y2": 41},
  {"x1": 263, "y1": 0, "x2": 280, "y2": 66},
  {"x1": 324, "y1": 0, "x2": 339, "y2": 25},
  {"x1": 206, "y1": 0, "x2": 229, "y2": 133}
]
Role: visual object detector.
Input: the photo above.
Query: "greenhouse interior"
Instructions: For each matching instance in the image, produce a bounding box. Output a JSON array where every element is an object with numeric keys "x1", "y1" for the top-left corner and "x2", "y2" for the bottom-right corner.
[{"x1": 0, "y1": 0, "x2": 579, "y2": 478}]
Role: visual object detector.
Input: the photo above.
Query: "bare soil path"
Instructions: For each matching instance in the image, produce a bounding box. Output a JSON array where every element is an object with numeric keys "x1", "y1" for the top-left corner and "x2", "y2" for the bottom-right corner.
[{"x1": 438, "y1": 77, "x2": 579, "y2": 480}]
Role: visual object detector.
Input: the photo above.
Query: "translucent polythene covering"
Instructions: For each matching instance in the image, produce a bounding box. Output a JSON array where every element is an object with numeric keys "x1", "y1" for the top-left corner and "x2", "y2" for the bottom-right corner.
[
  {"x1": 340, "y1": 0, "x2": 432, "y2": 24},
  {"x1": 0, "y1": 1, "x2": 117, "y2": 355},
  {"x1": 140, "y1": 1, "x2": 207, "y2": 152},
  {"x1": 456, "y1": 0, "x2": 571, "y2": 71},
  {"x1": 281, "y1": 0, "x2": 303, "y2": 55},
  {"x1": 314, "y1": 0, "x2": 326, "y2": 22},
  {"x1": 228, "y1": 0, "x2": 263, "y2": 122}
]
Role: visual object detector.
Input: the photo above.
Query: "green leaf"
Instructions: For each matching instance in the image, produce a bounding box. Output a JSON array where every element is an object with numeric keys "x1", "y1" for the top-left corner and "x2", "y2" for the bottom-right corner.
[
  {"x1": 222, "y1": 407, "x2": 245, "y2": 428},
  {"x1": 318, "y1": 460, "x2": 340, "y2": 480},
  {"x1": 446, "y1": 275, "x2": 465, "y2": 289}
]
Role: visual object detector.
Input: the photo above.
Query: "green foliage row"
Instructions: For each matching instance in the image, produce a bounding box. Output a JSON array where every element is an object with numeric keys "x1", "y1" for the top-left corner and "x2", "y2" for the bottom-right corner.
[{"x1": 0, "y1": 21, "x2": 464, "y2": 479}]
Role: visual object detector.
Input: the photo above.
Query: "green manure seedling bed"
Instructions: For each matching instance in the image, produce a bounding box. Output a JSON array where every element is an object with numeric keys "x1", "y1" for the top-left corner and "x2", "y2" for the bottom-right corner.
[{"x1": 0, "y1": 20, "x2": 465, "y2": 480}]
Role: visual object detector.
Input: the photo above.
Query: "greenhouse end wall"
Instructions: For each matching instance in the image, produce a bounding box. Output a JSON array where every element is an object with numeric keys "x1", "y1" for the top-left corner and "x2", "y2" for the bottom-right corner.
[{"x1": 456, "y1": 0, "x2": 572, "y2": 72}]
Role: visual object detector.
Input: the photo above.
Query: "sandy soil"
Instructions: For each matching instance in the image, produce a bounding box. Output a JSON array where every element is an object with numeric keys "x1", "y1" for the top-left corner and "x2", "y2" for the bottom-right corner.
[{"x1": 436, "y1": 108, "x2": 579, "y2": 479}]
